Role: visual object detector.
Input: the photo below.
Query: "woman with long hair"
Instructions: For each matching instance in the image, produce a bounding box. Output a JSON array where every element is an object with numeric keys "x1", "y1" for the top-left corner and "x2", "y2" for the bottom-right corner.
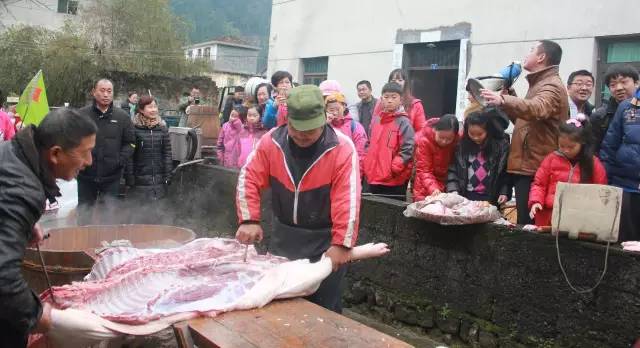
[
  {"x1": 386, "y1": 68, "x2": 426, "y2": 132},
  {"x1": 447, "y1": 110, "x2": 511, "y2": 205}
]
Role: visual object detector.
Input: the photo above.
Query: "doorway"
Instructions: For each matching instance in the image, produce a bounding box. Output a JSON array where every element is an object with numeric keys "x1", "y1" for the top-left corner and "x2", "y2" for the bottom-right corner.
[{"x1": 403, "y1": 40, "x2": 460, "y2": 118}]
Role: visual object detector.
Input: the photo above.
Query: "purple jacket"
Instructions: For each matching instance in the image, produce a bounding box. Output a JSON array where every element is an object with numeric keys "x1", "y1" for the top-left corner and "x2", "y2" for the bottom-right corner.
[
  {"x1": 237, "y1": 123, "x2": 267, "y2": 168},
  {"x1": 217, "y1": 118, "x2": 243, "y2": 168}
]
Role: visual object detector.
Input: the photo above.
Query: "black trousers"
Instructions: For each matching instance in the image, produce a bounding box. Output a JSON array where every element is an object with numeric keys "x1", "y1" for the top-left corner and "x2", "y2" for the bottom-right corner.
[
  {"x1": 77, "y1": 179, "x2": 121, "y2": 226},
  {"x1": 619, "y1": 192, "x2": 640, "y2": 242},
  {"x1": 369, "y1": 183, "x2": 408, "y2": 201},
  {"x1": 304, "y1": 264, "x2": 347, "y2": 314},
  {"x1": 0, "y1": 320, "x2": 28, "y2": 348},
  {"x1": 512, "y1": 174, "x2": 534, "y2": 225}
]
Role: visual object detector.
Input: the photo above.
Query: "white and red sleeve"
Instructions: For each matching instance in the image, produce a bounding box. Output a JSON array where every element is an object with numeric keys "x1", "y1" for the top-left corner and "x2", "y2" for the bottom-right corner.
[{"x1": 329, "y1": 138, "x2": 361, "y2": 248}]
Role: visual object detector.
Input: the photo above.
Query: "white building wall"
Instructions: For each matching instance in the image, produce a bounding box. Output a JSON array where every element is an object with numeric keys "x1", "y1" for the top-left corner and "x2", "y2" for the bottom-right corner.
[
  {"x1": 0, "y1": 0, "x2": 71, "y2": 31},
  {"x1": 268, "y1": 0, "x2": 640, "y2": 107}
]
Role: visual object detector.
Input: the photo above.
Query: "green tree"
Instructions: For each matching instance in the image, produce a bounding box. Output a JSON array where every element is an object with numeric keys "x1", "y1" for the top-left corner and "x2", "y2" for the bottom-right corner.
[
  {"x1": 79, "y1": 0, "x2": 207, "y2": 77},
  {"x1": 0, "y1": 24, "x2": 101, "y2": 106},
  {"x1": 42, "y1": 23, "x2": 100, "y2": 106},
  {"x1": 0, "y1": 25, "x2": 51, "y2": 101}
]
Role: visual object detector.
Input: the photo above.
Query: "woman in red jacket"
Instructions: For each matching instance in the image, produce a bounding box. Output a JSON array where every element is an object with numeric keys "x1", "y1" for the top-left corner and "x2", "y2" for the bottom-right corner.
[
  {"x1": 386, "y1": 69, "x2": 427, "y2": 132},
  {"x1": 412, "y1": 114, "x2": 459, "y2": 201},
  {"x1": 529, "y1": 114, "x2": 608, "y2": 226}
]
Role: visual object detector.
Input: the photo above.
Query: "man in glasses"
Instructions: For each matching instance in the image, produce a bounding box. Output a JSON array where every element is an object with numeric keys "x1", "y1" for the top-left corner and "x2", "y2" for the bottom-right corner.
[{"x1": 566, "y1": 70, "x2": 595, "y2": 118}]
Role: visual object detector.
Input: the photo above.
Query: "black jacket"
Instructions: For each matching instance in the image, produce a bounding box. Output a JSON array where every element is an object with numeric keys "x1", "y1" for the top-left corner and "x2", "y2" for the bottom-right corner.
[
  {"x1": 447, "y1": 137, "x2": 511, "y2": 205},
  {"x1": 591, "y1": 97, "x2": 619, "y2": 156},
  {"x1": 125, "y1": 123, "x2": 172, "y2": 199},
  {"x1": 0, "y1": 127, "x2": 59, "y2": 336},
  {"x1": 584, "y1": 101, "x2": 594, "y2": 116},
  {"x1": 78, "y1": 101, "x2": 136, "y2": 183},
  {"x1": 120, "y1": 101, "x2": 130, "y2": 114},
  {"x1": 355, "y1": 97, "x2": 377, "y2": 137}
]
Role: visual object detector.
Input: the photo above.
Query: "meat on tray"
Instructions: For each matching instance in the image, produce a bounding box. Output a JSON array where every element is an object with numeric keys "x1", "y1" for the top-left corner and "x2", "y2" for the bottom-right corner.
[{"x1": 404, "y1": 193, "x2": 501, "y2": 225}]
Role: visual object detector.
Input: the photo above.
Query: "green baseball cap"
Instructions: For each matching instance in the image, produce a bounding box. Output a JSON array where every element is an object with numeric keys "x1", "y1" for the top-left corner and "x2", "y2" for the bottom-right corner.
[{"x1": 286, "y1": 85, "x2": 326, "y2": 131}]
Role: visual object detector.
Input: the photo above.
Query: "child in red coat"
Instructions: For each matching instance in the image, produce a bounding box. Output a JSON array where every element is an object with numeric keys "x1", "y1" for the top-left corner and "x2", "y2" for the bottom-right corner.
[
  {"x1": 529, "y1": 114, "x2": 608, "y2": 226},
  {"x1": 412, "y1": 114, "x2": 459, "y2": 201},
  {"x1": 364, "y1": 82, "x2": 415, "y2": 200}
]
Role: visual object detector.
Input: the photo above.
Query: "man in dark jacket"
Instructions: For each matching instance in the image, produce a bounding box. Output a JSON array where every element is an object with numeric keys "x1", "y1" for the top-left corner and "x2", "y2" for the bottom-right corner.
[
  {"x1": 77, "y1": 79, "x2": 135, "y2": 225},
  {"x1": 600, "y1": 90, "x2": 640, "y2": 241},
  {"x1": 0, "y1": 108, "x2": 96, "y2": 347},
  {"x1": 221, "y1": 86, "x2": 245, "y2": 124},
  {"x1": 352, "y1": 80, "x2": 377, "y2": 137},
  {"x1": 591, "y1": 64, "x2": 639, "y2": 155}
]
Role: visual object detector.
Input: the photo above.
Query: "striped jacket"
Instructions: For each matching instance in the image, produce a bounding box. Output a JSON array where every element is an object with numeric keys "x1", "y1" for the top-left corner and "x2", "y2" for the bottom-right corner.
[{"x1": 236, "y1": 125, "x2": 360, "y2": 260}]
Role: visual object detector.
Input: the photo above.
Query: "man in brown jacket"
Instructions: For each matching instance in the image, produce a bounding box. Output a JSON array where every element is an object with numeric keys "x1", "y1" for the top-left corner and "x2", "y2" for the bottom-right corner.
[{"x1": 481, "y1": 40, "x2": 569, "y2": 225}]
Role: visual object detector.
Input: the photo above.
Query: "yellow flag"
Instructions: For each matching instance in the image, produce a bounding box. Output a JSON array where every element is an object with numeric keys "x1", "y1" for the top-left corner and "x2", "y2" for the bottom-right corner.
[{"x1": 16, "y1": 70, "x2": 50, "y2": 127}]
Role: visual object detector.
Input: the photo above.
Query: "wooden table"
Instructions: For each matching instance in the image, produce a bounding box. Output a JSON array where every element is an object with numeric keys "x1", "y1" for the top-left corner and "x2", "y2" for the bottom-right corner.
[{"x1": 183, "y1": 298, "x2": 414, "y2": 348}]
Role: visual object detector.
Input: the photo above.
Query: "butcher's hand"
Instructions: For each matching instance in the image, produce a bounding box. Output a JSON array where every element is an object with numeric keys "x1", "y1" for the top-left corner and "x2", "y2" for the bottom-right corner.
[
  {"x1": 497, "y1": 195, "x2": 508, "y2": 205},
  {"x1": 29, "y1": 223, "x2": 45, "y2": 247},
  {"x1": 34, "y1": 302, "x2": 52, "y2": 333},
  {"x1": 236, "y1": 223, "x2": 263, "y2": 244},
  {"x1": 325, "y1": 245, "x2": 351, "y2": 272},
  {"x1": 529, "y1": 203, "x2": 543, "y2": 220}
]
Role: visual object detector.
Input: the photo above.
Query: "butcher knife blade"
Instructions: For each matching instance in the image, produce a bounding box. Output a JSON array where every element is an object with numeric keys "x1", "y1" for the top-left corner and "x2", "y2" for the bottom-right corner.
[{"x1": 243, "y1": 244, "x2": 249, "y2": 263}]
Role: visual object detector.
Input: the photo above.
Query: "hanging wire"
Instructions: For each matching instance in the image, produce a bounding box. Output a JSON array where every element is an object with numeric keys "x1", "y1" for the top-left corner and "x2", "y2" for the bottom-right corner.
[{"x1": 554, "y1": 191, "x2": 619, "y2": 294}]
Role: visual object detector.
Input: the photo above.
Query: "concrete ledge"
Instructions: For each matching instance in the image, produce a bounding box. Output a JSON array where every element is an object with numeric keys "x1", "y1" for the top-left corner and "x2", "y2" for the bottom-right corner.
[{"x1": 168, "y1": 164, "x2": 640, "y2": 347}]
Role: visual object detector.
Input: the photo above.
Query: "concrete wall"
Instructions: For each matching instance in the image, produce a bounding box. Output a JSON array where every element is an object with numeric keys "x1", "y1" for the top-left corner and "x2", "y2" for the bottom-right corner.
[
  {"x1": 268, "y1": 0, "x2": 639, "y2": 110},
  {"x1": 207, "y1": 71, "x2": 252, "y2": 89},
  {"x1": 215, "y1": 45, "x2": 259, "y2": 75},
  {"x1": 0, "y1": 0, "x2": 72, "y2": 31},
  {"x1": 168, "y1": 163, "x2": 640, "y2": 348}
]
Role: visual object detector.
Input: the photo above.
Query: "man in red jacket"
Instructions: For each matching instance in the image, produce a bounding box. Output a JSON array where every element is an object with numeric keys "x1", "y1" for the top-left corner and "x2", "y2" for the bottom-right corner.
[{"x1": 235, "y1": 85, "x2": 361, "y2": 313}]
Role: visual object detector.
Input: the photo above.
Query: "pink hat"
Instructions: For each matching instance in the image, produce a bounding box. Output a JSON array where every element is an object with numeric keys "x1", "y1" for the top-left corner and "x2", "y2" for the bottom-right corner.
[{"x1": 318, "y1": 80, "x2": 343, "y2": 96}]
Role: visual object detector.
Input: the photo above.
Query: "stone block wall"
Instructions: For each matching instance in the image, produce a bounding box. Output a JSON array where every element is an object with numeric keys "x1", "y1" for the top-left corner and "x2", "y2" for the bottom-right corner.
[{"x1": 168, "y1": 163, "x2": 640, "y2": 348}]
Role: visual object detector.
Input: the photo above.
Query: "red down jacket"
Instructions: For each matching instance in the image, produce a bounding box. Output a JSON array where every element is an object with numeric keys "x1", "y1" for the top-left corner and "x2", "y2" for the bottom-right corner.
[
  {"x1": 364, "y1": 110, "x2": 415, "y2": 186},
  {"x1": 373, "y1": 98, "x2": 426, "y2": 132},
  {"x1": 412, "y1": 118, "x2": 459, "y2": 201},
  {"x1": 529, "y1": 151, "x2": 607, "y2": 226},
  {"x1": 236, "y1": 125, "x2": 360, "y2": 257},
  {"x1": 407, "y1": 98, "x2": 426, "y2": 133}
]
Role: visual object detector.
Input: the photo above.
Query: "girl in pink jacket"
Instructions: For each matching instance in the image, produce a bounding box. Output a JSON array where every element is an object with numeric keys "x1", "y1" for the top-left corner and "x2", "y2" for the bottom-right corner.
[
  {"x1": 0, "y1": 109, "x2": 15, "y2": 142},
  {"x1": 217, "y1": 105, "x2": 247, "y2": 168},
  {"x1": 325, "y1": 93, "x2": 368, "y2": 172},
  {"x1": 237, "y1": 105, "x2": 267, "y2": 168}
]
